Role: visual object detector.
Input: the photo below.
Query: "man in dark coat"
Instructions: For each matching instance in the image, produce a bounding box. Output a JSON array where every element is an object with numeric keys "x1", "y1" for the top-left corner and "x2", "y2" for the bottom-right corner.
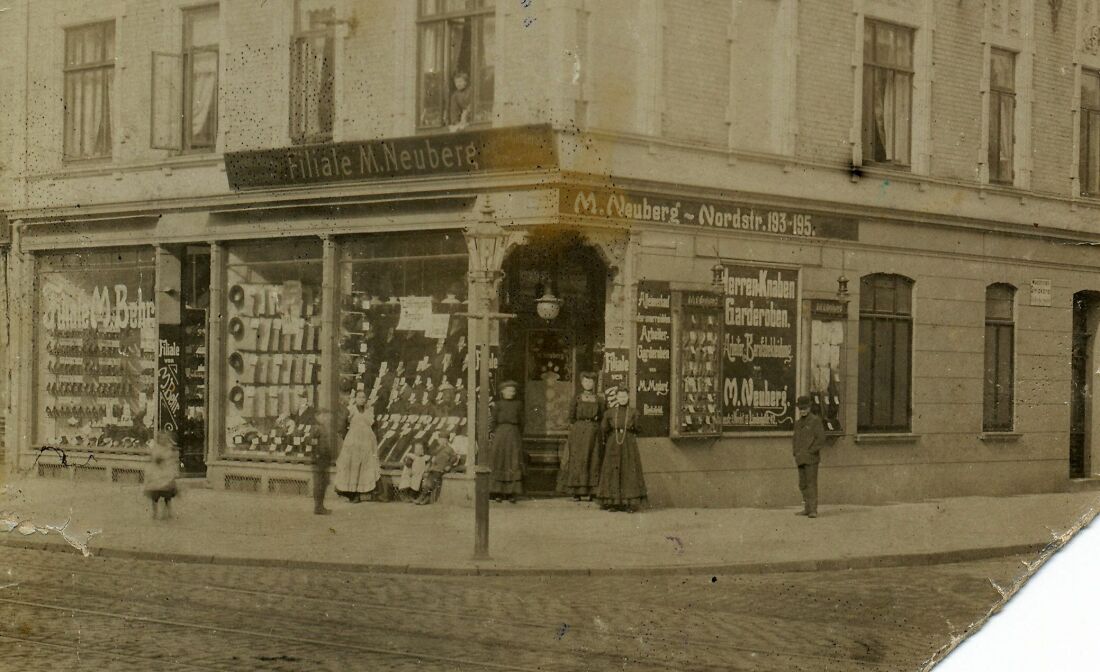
[
  {"x1": 312, "y1": 403, "x2": 339, "y2": 515},
  {"x1": 792, "y1": 395, "x2": 826, "y2": 518}
]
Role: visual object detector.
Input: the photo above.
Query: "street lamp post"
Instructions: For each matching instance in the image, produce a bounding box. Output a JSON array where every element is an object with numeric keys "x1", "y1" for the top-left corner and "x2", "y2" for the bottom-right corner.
[{"x1": 461, "y1": 203, "x2": 515, "y2": 560}]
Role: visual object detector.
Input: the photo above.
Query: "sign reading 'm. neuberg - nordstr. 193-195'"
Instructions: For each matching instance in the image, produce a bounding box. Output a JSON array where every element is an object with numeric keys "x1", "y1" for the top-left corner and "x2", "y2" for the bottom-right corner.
[{"x1": 561, "y1": 187, "x2": 859, "y2": 241}]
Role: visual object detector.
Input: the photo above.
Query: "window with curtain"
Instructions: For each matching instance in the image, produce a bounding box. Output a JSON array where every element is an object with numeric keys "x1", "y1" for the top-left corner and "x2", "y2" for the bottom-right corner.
[
  {"x1": 988, "y1": 48, "x2": 1016, "y2": 184},
  {"x1": 417, "y1": 0, "x2": 495, "y2": 131},
  {"x1": 983, "y1": 284, "x2": 1015, "y2": 432},
  {"x1": 858, "y1": 274, "x2": 913, "y2": 433},
  {"x1": 861, "y1": 20, "x2": 913, "y2": 166},
  {"x1": 150, "y1": 5, "x2": 219, "y2": 152},
  {"x1": 64, "y1": 21, "x2": 115, "y2": 160},
  {"x1": 290, "y1": 4, "x2": 336, "y2": 144},
  {"x1": 1080, "y1": 70, "x2": 1100, "y2": 196}
]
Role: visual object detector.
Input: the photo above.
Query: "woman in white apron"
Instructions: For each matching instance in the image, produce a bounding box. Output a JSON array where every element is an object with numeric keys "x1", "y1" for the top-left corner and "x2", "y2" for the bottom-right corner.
[{"x1": 334, "y1": 390, "x2": 382, "y2": 502}]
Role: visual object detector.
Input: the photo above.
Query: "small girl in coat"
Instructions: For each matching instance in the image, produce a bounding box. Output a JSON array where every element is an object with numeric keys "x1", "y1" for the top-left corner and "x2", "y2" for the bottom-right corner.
[
  {"x1": 145, "y1": 432, "x2": 180, "y2": 520},
  {"x1": 488, "y1": 380, "x2": 524, "y2": 503},
  {"x1": 596, "y1": 388, "x2": 647, "y2": 512}
]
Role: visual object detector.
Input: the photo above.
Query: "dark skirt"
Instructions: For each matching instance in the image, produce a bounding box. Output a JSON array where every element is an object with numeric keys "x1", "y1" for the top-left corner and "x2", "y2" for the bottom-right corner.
[
  {"x1": 145, "y1": 484, "x2": 177, "y2": 502},
  {"x1": 595, "y1": 431, "x2": 646, "y2": 507},
  {"x1": 561, "y1": 419, "x2": 602, "y2": 496},
  {"x1": 489, "y1": 423, "x2": 524, "y2": 495}
]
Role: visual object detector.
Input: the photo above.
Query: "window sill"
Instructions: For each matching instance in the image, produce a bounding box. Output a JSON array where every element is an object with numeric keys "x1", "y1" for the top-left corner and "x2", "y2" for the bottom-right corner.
[
  {"x1": 979, "y1": 432, "x2": 1021, "y2": 443},
  {"x1": 853, "y1": 433, "x2": 920, "y2": 445}
]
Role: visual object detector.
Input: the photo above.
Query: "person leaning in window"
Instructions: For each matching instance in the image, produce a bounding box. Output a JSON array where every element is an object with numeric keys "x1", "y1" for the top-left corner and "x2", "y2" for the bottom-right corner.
[
  {"x1": 792, "y1": 395, "x2": 827, "y2": 519},
  {"x1": 447, "y1": 71, "x2": 471, "y2": 132}
]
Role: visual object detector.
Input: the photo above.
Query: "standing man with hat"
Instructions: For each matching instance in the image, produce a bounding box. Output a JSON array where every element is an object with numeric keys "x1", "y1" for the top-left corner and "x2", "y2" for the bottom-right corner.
[{"x1": 793, "y1": 395, "x2": 826, "y2": 518}]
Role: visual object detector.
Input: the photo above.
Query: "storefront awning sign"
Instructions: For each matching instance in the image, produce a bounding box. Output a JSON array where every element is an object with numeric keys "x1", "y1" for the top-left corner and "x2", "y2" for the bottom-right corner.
[
  {"x1": 562, "y1": 187, "x2": 860, "y2": 241},
  {"x1": 225, "y1": 124, "x2": 558, "y2": 190}
]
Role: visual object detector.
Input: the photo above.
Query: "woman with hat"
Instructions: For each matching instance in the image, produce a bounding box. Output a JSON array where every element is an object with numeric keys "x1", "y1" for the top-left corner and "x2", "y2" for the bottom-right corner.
[
  {"x1": 560, "y1": 371, "x2": 604, "y2": 500},
  {"x1": 488, "y1": 379, "x2": 524, "y2": 503},
  {"x1": 333, "y1": 389, "x2": 382, "y2": 503}
]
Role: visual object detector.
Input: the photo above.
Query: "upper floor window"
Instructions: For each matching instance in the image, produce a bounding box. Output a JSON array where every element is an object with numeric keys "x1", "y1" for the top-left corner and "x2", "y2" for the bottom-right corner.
[
  {"x1": 983, "y1": 284, "x2": 1015, "y2": 432},
  {"x1": 858, "y1": 274, "x2": 913, "y2": 433},
  {"x1": 988, "y1": 49, "x2": 1016, "y2": 184},
  {"x1": 290, "y1": 3, "x2": 336, "y2": 144},
  {"x1": 152, "y1": 5, "x2": 219, "y2": 152},
  {"x1": 1080, "y1": 70, "x2": 1100, "y2": 196},
  {"x1": 861, "y1": 20, "x2": 913, "y2": 166},
  {"x1": 417, "y1": 0, "x2": 495, "y2": 131},
  {"x1": 64, "y1": 21, "x2": 115, "y2": 160}
]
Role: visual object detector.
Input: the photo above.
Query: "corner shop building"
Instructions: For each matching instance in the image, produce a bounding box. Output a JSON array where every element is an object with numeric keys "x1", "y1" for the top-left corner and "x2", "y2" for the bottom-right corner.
[{"x1": 8, "y1": 124, "x2": 1100, "y2": 508}]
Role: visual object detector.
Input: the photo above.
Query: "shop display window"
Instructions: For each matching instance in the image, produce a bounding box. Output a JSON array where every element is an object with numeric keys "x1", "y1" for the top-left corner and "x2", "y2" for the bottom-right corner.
[
  {"x1": 672, "y1": 292, "x2": 722, "y2": 438},
  {"x1": 338, "y1": 232, "x2": 469, "y2": 468},
  {"x1": 35, "y1": 249, "x2": 157, "y2": 453},
  {"x1": 223, "y1": 240, "x2": 324, "y2": 459}
]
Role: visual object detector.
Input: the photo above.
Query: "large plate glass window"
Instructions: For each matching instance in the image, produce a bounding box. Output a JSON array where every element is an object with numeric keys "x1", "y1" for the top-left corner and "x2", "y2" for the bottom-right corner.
[
  {"x1": 223, "y1": 240, "x2": 324, "y2": 459},
  {"x1": 338, "y1": 232, "x2": 469, "y2": 468},
  {"x1": 35, "y1": 248, "x2": 157, "y2": 453}
]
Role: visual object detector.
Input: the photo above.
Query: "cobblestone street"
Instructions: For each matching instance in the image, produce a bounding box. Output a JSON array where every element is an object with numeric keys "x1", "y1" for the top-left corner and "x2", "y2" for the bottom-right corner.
[{"x1": 0, "y1": 547, "x2": 1024, "y2": 671}]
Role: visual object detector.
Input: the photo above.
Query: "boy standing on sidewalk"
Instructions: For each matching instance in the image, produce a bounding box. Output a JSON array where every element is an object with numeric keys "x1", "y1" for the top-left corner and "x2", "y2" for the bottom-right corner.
[{"x1": 793, "y1": 395, "x2": 826, "y2": 518}]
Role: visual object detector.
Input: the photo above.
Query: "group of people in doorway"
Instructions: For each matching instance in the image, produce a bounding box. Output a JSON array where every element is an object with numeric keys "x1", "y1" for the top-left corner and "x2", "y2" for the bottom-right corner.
[{"x1": 486, "y1": 372, "x2": 649, "y2": 512}]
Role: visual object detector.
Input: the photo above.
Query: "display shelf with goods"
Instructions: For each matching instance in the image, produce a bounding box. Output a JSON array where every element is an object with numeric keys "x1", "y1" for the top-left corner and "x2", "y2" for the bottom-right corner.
[
  {"x1": 223, "y1": 241, "x2": 324, "y2": 461},
  {"x1": 337, "y1": 232, "x2": 470, "y2": 469},
  {"x1": 34, "y1": 249, "x2": 158, "y2": 454},
  {"x1": 672, "y1": 291, "x2": 723, "y2": 438}
]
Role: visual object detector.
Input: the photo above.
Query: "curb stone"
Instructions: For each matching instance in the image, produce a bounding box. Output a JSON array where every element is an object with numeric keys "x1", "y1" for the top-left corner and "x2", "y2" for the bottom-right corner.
[{"x1": 0, "y1": 534, "x2": 1045, "y2": 577}]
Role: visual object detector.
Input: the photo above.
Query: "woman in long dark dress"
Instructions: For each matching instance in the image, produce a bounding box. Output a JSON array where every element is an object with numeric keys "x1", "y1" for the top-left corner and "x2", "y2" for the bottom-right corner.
[
  {"x1": 596, "y1": 389, "x2": 647, "y2": 512},
  {"x1": 488, "y1": 380, "x2": 524, "y2": 502},
  {"x1": 561, "y1": 371, "x2": 603, "y2": 500}
]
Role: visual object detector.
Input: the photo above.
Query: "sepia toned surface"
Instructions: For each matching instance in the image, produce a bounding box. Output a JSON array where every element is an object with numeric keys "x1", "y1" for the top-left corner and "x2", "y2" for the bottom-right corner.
[{"x1": 3, "y1": 0, "x2": 1100, "y2": 669}]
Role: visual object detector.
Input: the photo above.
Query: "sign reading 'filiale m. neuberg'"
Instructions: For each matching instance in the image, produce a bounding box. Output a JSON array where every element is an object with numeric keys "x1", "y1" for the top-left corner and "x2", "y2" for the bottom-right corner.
[{"x1": 225, "y1": 124, "x2": 558, "y2": 189}]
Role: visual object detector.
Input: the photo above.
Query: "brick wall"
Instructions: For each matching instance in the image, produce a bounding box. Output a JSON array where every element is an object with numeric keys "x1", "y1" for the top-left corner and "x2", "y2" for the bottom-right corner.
[
  {"x1": 928, "y1": 0, "x2": 984, "y2": 183},
  {"x1": 795, "y1": 1, "x2": 853, "y2": 165},
  {"x1": 1031, "y1": 1, "x2": 1076, "y2": 197},
  {"x1": 661, "y1": 0, "x2": 729, "y2": 147}
]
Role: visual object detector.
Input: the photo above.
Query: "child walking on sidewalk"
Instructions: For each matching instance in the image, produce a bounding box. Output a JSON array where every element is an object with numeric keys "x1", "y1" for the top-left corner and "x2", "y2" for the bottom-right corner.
[{"x1": 145, "y1": 431, "x2": 181, "y2": 520}]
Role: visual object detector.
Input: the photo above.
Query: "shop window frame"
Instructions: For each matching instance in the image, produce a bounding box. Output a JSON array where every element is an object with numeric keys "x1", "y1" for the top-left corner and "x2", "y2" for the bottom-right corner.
[
  {"x1": 1080, "y1": 69, "x2": 1100, "y2": 197},
  {"x1": 857, "y1": 273, "x2": 914, "y2": 434},
  {"x1": 63, "y1": 20, "x2": 116, "y2": 162},
  {"x1": 150, "y1": 4, "x2": 220, "y2": 153},
  {"x1": 861, "y1": 19, "x2": 914, "y2": 168},
  {"x1": 416, "y1": 0, "x2": 496, "y2": 132},
  {"x1": 987, "y1": 48, "x2": 1016, "y2": 185},
  {"x1": 983, "y1": 283, "x2": 1016, "y2": 433},
  {"x1": 289, "y1": 4, "x2": 337, "y2": 145}
]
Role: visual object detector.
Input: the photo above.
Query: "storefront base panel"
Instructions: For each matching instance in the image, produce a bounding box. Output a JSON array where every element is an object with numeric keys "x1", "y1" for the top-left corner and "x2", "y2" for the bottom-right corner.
[
  {"x1": 23, "y1": 452, "x2": 150, "y2": 487},
  {"x1": 205, "y1": 462, "x2": 477, "y2": 505},
  {"x1": 641, "y1": 443, "x2": 1069, "y2": 508},
  {"x1": 207, "y1": 461, "x2": 315, "y2": 497}
]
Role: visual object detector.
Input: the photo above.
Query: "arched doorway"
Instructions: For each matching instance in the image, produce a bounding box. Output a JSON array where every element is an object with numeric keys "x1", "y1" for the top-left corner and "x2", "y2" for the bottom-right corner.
[{"x1": 498, "y1": 229, "x2": 609, "y2": 495}]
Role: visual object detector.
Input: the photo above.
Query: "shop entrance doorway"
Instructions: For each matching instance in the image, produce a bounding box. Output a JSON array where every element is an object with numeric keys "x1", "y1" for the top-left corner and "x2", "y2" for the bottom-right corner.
[
  {"x1": 1071, "y1": 291, "x2": 1100, "y2": 479},
  {"x1": 499, "y1": 231, "x2": 608, "y2": 495},
  {"x1": 180, "y1": 246, "x2": 210, "y2": 475}
]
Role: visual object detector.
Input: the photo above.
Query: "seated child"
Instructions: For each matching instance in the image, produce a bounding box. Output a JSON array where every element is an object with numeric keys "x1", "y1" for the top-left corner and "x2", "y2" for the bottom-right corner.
[
  {"x1": 145, "y1": 432, "x2": 181, "y2": 520},
  {"x1": 415, "y1": 433, "x2": 461, "y2": 505},
  {"x1": 397, "y1": 442, "x2": 430, "y2": 502}
]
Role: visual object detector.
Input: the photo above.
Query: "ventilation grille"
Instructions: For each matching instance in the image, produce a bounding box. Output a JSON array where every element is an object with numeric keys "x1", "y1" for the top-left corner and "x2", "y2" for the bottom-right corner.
[
  {"x1": 37, "y1": 463, "x2": 65, "y2": 479},
  {"x1": 268, "y1": 478, "x2": 310, "y2": 497},
  {"x1": 112, "y1": 467, "x2": 145, "y2": 485},
  {"x1": 224, "y1": 474, "x2": 261, "y2": 493},
  {"x1": 74, "y1": 465, "x2": 107, "y2": 482}
]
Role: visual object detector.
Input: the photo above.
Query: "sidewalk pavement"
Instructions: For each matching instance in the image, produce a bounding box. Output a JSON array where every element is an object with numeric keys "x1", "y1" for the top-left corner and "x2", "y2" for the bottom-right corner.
[{"x1": 2, "y1": 477, "x2": 1097, "y2": 575}]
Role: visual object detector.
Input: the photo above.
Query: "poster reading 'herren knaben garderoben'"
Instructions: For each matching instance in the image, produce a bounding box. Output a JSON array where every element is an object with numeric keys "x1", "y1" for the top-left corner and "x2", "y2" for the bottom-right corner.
[{"x1": 721, "y1": 265, "x2": 798, "y2": 431}]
